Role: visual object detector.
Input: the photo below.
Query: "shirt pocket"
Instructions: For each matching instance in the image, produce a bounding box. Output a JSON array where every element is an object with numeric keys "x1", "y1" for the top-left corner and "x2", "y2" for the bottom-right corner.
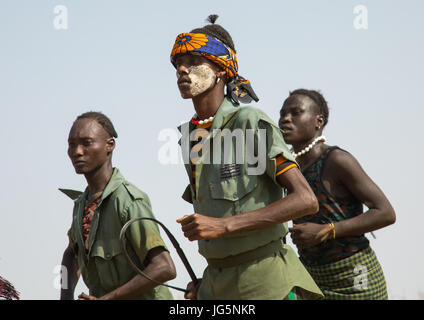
[
  {"x1": 90, "y1": 238, "x2": 126, "y2": 291},
  {"x1": 208, "y1": 175, "x2": 265, "y2": 237},
  {"x1": 209, "y1": 174, "x2": 258, "y2": 202},
  {"x1": 91, "y1": 238, "x2": 122, "y2": 260}
]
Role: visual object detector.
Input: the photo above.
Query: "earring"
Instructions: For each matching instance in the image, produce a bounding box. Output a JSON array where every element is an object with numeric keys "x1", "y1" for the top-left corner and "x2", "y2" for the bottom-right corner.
[{"x1": 216, "y1": 77, "x2": 221, "y2": 84}]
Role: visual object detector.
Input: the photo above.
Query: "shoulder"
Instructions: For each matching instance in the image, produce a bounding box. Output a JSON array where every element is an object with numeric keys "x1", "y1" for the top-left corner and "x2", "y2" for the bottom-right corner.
[
  {"x1": 234, "y1": 106, "x2": 278, "y2": 128},
  {"x1": 111, "y1": 181, "x2": 155, "y2": 221},
  {"x1": 122, "y1": 181, "x2": 149, "y2": 201},
  {"x1": 235, "y1": 105, "x2": 271, "y2": 121},
  {"x1": 325, "y1": 146, "x2": 365, "y2": 178},
  {"x1": 111, "y1": 181, "x2": 151, "y2": 208},
  {"x1": 326, "y1": 147, "x2": 358, "y2": 166}
]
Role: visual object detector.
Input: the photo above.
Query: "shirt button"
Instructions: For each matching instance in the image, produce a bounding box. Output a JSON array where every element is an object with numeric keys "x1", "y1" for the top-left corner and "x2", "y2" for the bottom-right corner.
[
  {"x1": 105, "y1": 253, "x2": 111, "y2": 259},
  {"x1": 233, "y1": 193, "x2": 238, "y2": 199}
]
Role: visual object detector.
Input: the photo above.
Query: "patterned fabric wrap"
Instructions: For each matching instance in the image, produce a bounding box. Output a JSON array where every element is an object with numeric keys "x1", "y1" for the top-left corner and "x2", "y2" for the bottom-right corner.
[
  {"x1": 170, "y1": 32, "x2": 259, "y2": 105},
  {"x1": 305, "y1": 247, "x2": 388, "y2": 300},
  {"x1": 294, "y1": 146, "x2": 370, "y2": 266}
]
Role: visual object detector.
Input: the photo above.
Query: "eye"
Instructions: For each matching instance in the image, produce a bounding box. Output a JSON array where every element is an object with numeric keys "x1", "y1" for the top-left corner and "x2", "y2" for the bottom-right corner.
[
  {"x1": 83, "y1": 140, "x2": 92, "y2": 147},
  {"x1": 189, "y1": 55, "x2": 205, "y2": 66},
  {"x1": 175, "y1": 57, "x2": 186, "y2": 69},
  {"x1": 292, "y1": 108, "x2": 303, "y2": 116},
  {"x1": 193, "y1": 59, "x2": 202, "y2": 66}
]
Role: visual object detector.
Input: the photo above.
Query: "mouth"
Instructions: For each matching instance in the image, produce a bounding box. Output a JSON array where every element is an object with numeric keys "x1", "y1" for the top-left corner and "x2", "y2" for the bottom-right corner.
[
  {"x1": 178, "y1": 78, "x2": 191, "y2": 86},
  {"x1": 72, "y1": 160, "x2": 86, "y2": 166},
  {"x1": 281, "y1": 126, "x2": 293, "y2": 134}
]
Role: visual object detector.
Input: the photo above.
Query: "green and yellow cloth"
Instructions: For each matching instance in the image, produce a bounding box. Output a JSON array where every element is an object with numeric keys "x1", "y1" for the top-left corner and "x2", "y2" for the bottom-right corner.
[{"x1": 305, "y1": 246, "x2": 388, "y2": 300}]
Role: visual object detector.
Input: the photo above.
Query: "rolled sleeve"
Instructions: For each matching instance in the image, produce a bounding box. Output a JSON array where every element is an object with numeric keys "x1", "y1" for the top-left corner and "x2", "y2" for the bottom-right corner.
[
  {"x1": 123, "y1": 198, "x2": 169, "y2": 266},
  {"x1": 258, "y1": 119, "x2": 298, "y2": 183}
]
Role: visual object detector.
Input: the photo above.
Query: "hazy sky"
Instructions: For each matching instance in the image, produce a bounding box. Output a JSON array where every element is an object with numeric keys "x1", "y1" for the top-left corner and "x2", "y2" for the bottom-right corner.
[{"x1": 0, "y1": 0, "x2": 422, "y2": 300}]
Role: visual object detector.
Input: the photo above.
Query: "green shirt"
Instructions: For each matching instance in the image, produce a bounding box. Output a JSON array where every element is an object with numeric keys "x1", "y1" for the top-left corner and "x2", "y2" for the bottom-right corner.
[
  {"x1": 66, "y1": 168, "x2": 173, "y2": 300},
  {"x1": 178, "y1": 98, "x2": 323, "y2": 299}
]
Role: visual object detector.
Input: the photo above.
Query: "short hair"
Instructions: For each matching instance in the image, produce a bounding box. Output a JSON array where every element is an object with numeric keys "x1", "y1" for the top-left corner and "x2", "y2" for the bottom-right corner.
[
  {"x1": 285, "y1": 89, "x2": 329, "y2": 127},
  {"x1": 75, "y1": 111, "x2": 118, "y2": 138},
  {"x1": 190, "y1": 14, "x2": 236, "y2": 53}
]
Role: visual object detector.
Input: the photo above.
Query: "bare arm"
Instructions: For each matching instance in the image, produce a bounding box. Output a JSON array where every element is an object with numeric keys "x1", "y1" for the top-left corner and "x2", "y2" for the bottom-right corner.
[
  {"x1": 60, "y1": 245, "x2": 80, "y2": 300},
  {"x1": 290, "y1": 150, "x2": 396, "y2": 249},
  {"x1": 177, "y1": 167, "x2": 318, "y2": 241},
  {"x1": 97, "y1": 247, "x2": 176, "y2": 300},
  {"x1": 329, "y1": 150, "x2": 396, "y2": 237}
]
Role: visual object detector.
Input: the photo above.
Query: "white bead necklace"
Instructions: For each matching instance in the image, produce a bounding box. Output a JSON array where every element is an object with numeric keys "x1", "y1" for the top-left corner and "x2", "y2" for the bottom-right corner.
[
  {"x1": 193, "y1": 114, "x2": 214, "y2": 125},
  {"x1": 292, "y1": 135, "x2": 326, "y2": 158}
]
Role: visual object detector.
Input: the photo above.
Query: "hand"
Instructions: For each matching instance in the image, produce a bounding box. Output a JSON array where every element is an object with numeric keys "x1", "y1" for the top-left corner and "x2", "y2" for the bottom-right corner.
[
  {"x1": 77, "y1": 292, "x2": 97, "y2": 300},
  {"x1": 289, "y1": 222, "x2": 333, "y2": 249},
  {"x1": 184, "y1": 279, "x2": 202, "y2": 300},
  {"x1": 176, "y1": 213, "x2": 228, "y2": 241}
]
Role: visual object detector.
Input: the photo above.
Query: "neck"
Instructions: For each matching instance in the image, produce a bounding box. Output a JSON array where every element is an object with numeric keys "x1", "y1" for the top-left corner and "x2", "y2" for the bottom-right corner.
[
  {"x1": 292, "y1": 134, "x2": 326, "y2": 167},
  {"x1": 298, "y1": 142, "x2": 326, "y2": 164},
  {"x1": 84, "y1": 162, "x2": 113, "y2": 196},
  {"x1": 293, "y1": 131, "x2": 324, "y2": 152},
  {"x1": 192, "y1": 85, "x2": 225, "y2": 120}
]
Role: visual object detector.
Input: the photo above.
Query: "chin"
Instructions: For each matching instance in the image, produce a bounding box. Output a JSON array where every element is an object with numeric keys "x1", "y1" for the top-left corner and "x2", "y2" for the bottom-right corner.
[
  {"x1": 179, "y1": 91, "x2": 193, "y2": 99},
  {"x1": 282, "y1": 134, "x2": 294, "y2": 145},
  {"x1": 73, "y1": 165, "x2": 88, "y2": 175}
]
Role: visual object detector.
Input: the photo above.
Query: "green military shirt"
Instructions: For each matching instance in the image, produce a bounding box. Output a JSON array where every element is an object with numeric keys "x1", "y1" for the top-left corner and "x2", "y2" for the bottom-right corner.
[
  {"x1": 178, "y1": 97, "x2": 323, "y2": 300},
  {"x1": 66, "y1": 168, "x2": 173, "y2": 300}
]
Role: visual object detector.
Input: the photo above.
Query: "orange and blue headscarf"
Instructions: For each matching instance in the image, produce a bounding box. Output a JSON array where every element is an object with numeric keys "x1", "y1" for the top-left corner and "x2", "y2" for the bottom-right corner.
[{"x1": 170, "y1": 33, "x2": 259, "y2": 105}]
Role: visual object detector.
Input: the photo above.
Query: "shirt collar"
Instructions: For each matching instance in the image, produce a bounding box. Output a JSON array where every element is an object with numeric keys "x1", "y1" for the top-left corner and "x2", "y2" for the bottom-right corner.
[
  {"x1": 209, "y1": 97, "x2": 239, "y2": 131},
  {"x1": 99, "y1": 167, "x2": 124, "y2": 201},
  {"x1": 62, "y1": 167, "x2": 124, "y2": 204},
  {"x1": 177, "y1": 97, "x2": 239, "y2": 135}
]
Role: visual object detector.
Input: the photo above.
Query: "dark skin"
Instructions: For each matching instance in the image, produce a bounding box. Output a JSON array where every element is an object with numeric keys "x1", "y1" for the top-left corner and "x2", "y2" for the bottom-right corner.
[
  {"x1": 175, "y1": 54, "x2": 319, "y2": 299},
  {"x1": 60, "y1": 118, "x2": 176, "y2": 300},
  {"x1": 279, "y1": 94, "x2": 396, "y2": 250},
  {"x1": 176, "y1": 53, "x2": 226, "y2": 120}
]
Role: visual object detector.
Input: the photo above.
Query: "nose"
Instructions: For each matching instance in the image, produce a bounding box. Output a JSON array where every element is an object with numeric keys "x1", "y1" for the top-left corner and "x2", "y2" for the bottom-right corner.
[
  {"x1": 176, "y1": 64, "x2": 189, "y2": 78},
  {"x1": 279, "y1": 112, "x2": 291, "y2": 127},
  {"x1": 69, "y1": 144, "x2": 84, "y2": 158}
]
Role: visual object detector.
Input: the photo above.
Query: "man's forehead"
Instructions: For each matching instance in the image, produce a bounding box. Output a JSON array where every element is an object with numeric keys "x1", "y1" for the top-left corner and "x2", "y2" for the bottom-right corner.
[
  {"x1": 69, "y1": 118, "x2": 108, "y2": 138},
  {"x1": 176, "y1": 52, "x2": 207, "y2": 63}
]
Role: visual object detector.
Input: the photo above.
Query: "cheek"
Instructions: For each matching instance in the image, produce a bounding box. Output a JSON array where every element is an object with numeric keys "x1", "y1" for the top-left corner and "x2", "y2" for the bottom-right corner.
[
  {"x1": 294, "y1": 116, "x2": 317, "y2": 135},
  {"x1": 84, "y1": 145, "x2": 104, "y2": 158},
  {"x1": 187, "y1": 64, "x2": 215, "y2": 96},
  {"x1": 278, "y1": 117, "x2": 284, "y2": 128}
]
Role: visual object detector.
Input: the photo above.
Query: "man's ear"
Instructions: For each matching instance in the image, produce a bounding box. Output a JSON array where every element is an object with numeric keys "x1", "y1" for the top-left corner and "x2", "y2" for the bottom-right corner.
[
  {"x1": 106, "y1": 138, "x2": 115, "y2": 155},
  {"x1": 216, "y1": 70, "x2": 226, "y2": 81}
]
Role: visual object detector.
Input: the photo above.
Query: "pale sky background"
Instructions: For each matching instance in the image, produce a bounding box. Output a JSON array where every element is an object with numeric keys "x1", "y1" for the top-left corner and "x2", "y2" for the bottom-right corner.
[{"x1": 0, "y1": 0, "x2": 422, "y2": 300}]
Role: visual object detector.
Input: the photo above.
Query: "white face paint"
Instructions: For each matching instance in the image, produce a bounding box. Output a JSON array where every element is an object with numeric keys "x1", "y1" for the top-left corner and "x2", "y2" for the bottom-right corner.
[{"x1": 186, "y1": 64, "x2": 216, "y2": 97}]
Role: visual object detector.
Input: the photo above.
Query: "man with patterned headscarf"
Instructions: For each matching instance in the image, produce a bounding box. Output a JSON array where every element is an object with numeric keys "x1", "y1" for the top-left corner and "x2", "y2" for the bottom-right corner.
[{"x1": 171, "y1": 15, "x2": 323, "y2": 300}]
